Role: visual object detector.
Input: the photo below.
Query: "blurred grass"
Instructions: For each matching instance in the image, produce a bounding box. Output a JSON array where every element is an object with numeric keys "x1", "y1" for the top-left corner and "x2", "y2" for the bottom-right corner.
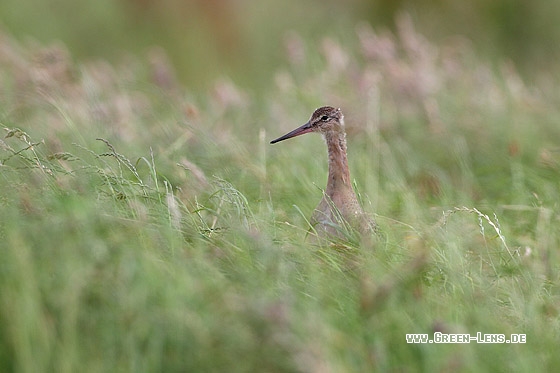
[
  {"x1": 3, "y1": 0, "x2": 560, "y2": 91},
  {"x1": 1, "y1": 4, "x2": 560, "y2": 373}
]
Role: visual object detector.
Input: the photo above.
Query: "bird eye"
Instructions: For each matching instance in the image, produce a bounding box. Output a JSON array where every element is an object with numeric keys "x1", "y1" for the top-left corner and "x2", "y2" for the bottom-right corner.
[{"x1": 320, "y1": 115, "x2": 329, "y2": 121}]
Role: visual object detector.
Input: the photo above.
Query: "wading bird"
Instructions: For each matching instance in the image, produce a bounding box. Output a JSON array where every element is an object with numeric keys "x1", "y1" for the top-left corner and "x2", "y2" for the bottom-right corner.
[{"x1": 271, "y1": 106, "x2": 375, "y2": 239}]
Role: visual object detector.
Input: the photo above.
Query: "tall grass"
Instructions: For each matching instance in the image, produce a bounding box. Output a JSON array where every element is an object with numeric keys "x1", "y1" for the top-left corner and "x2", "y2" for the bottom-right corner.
[{"x1": 1, "y1": 16, "x2": 560, "y2": 372}]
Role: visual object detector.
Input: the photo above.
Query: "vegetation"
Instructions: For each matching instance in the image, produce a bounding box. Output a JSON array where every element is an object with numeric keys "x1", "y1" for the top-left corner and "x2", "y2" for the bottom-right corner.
[{"x1": 1, "y1": 10, "x2": 560, "y2": 373}]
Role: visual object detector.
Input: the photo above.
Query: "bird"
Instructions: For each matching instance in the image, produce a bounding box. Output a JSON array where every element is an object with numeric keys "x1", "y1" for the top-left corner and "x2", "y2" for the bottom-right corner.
[{"x1": 270, "y1": 106, "x2": 375, "y2": 239}]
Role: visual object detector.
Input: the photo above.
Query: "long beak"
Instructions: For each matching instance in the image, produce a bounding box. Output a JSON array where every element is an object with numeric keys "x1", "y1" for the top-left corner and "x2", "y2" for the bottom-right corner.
[{"x1": 270, "y1": 121, "x2": 313, "y2": 144}]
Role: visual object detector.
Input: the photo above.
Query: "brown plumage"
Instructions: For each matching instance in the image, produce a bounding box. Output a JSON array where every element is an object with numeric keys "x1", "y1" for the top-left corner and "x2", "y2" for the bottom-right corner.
[{"x1": 271, "y1": 106, "x2": 375, "y2": 238}]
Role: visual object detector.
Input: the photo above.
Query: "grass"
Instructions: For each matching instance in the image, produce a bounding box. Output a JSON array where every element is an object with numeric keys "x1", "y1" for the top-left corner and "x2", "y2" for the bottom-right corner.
[{"x1": 1, "y1": 17, "x2": 560, "y2": 372}]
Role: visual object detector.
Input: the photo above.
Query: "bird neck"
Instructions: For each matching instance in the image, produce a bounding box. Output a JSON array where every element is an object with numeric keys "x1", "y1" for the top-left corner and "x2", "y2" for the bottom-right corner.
[{"x1": 324, "y1": 130, "x2": 352, "y2": 196}]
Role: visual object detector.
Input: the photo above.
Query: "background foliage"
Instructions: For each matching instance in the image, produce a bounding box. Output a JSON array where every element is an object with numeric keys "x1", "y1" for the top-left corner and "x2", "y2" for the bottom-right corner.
[{"x1": 1, "y1": 1, "x2": 560, "y2": 371}]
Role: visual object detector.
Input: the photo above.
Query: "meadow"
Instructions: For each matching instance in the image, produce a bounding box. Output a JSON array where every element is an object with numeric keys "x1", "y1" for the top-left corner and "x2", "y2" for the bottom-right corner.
[{"x1": 1, "y1": 14, "x2": 560, "y2": 372}]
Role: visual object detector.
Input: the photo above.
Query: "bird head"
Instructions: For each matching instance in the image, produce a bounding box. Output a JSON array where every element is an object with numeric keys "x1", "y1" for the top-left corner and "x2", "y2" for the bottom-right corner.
[{"x1": 270, "y1": 106, "x2": 344, "y2": 144}]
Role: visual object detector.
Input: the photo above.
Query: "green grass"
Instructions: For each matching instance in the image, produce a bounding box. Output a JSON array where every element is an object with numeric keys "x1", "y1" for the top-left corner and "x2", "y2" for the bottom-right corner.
[{"x1": 1, "y1": 20, "x2": 560, "y2": 372}]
